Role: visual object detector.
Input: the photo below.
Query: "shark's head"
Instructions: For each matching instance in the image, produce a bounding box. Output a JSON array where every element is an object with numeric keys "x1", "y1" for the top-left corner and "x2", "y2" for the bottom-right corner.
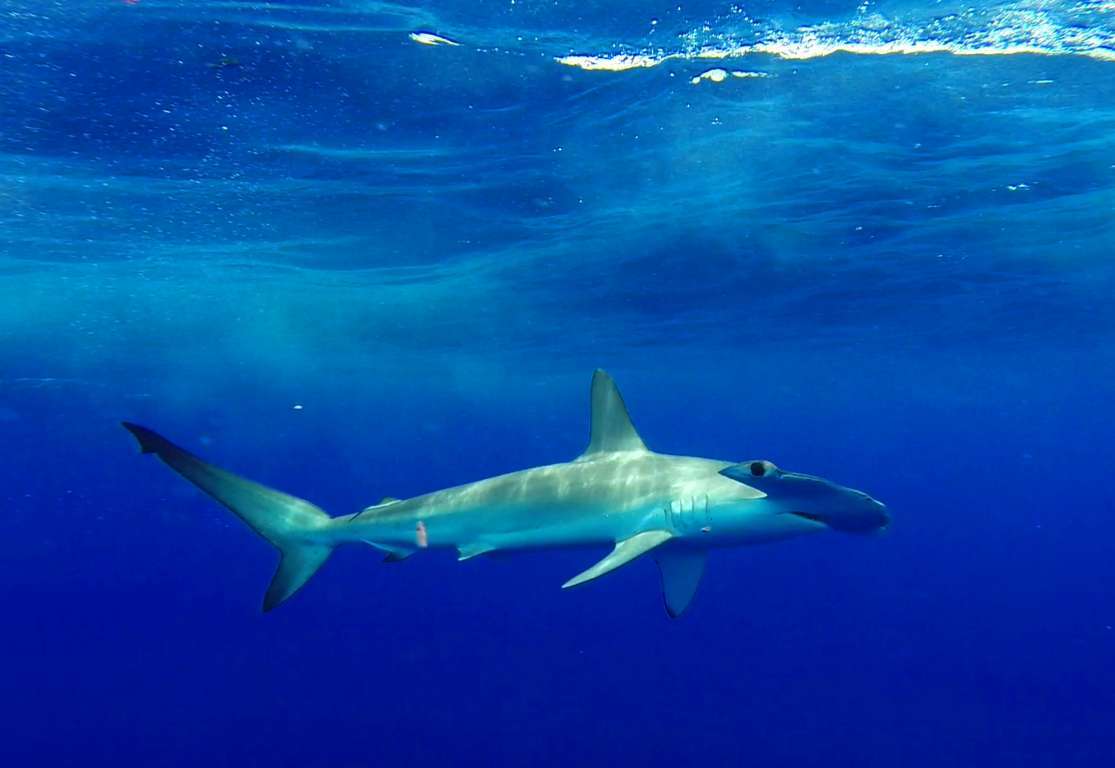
[{"x1": 720, "y1": 460, "x2": 889, "y2": 534}]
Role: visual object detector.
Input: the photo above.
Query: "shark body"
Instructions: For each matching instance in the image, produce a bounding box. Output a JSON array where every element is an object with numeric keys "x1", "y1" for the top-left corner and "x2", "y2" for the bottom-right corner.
[{"x1": 124, "y1": 370, "x2": 888, "y2": 617}]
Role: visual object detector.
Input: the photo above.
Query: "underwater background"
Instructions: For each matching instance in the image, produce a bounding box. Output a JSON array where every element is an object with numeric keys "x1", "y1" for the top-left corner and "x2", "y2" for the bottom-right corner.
[{"x1": 3, "y1": 0, "x2": 1115, "y2": 765}]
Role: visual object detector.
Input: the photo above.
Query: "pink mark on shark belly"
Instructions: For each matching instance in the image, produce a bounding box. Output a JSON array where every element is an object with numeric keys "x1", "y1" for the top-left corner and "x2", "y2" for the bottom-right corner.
[{"x1": 415, "y1": 520, "x2": 428, "y2": 549}]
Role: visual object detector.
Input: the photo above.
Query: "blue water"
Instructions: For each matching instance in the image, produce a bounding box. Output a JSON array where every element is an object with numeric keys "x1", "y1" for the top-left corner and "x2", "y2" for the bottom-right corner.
[{"x1": 4, "y1": 0, "x2": 1115, "y2": 765}]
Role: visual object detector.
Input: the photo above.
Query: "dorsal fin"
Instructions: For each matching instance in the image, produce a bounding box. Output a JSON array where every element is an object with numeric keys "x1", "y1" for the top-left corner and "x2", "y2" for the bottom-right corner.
[
  {"x1": 349, "y1": 496, "x2": 402, "y2": 522},
  {"x1": 579, "y1": 369, "x2": 647, "y2": 458}
]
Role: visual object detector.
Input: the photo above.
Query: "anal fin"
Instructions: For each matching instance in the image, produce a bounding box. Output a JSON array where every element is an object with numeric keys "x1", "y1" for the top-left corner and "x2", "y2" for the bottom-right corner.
[
  {"x1": 457, "y1": 542, "x2": 497, "y2": 561},
  {"x1": 364, "y1": 540, "x2": 414, "y2": 562},
  {"x1": 562, "y1": 530, "x2": 673, "y2": 589}
]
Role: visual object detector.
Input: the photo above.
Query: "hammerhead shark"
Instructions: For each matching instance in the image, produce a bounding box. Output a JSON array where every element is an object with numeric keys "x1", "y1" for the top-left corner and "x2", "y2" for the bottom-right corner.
[{"x1": 123, "y1": 370, "x2": 888, "y2": 617}]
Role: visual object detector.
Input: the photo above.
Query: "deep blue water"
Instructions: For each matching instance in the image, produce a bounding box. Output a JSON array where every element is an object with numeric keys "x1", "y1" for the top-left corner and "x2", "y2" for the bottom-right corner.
[{"x1": 3, "y1": 1, "x2": 1115, "y2": 765}]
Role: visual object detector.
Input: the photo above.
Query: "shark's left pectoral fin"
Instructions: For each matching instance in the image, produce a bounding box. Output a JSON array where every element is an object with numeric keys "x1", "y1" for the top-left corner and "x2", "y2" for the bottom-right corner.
[
  {"x1": 655, "y1": 547, "x2": 707, "y2": 618},
  {"x1": 562, "y1": 530, "x2": 673, "y2": 589}
]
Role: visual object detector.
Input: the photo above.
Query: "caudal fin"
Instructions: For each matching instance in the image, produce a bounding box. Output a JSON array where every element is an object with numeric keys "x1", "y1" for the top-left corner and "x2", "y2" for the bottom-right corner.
[{"x1": 122, "y1": 422, "x2": 333, "y2": 611}]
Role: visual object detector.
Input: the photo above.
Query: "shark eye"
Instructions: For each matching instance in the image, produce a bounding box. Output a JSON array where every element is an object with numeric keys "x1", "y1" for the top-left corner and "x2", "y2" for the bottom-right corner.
[{"x1": 749, "y1": 461, "x2": 767, "y2": 477}]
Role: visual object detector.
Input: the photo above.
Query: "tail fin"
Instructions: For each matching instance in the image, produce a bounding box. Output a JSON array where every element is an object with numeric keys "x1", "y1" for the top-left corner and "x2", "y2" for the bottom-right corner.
[{"x1": 122, "y1": 422, "x2": 333, "y2": 611}]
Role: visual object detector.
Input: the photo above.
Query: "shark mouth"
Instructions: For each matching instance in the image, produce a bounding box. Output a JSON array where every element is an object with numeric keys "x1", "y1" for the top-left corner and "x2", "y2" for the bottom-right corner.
[{"x1": 787, "y1": 511, "x2": 826, "y2": 525}]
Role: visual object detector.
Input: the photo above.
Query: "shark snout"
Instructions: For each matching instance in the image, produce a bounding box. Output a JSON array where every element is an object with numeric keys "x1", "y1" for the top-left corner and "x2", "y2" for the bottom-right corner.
[
  {"x1": 871, "y1": 498, "x2": 891, "y2": 533},
  {"x1": 719, "y1": 461, "x2": 890, "y2": 534},
  {"x1": 814, "y1": 490, "x2": 890, "y2": 534}
]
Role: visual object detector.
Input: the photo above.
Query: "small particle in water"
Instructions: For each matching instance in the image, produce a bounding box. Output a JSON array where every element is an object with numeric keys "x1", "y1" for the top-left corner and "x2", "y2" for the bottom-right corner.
[
  {"x1": 409, "y1": 31, "x2": 460, "y2": 47},
  {"x1": 206, "y1": 56, "x2": 240, "y2": 70},
  {"x1": 292, "y1": 404, "x2": 303, "y2": 411},
  {"x1": 416, "y1": 520, "x2": 429, "y2": 548},
  {"x1": 1007, "y1": 183, "x2": 1030, "y2": 191}
]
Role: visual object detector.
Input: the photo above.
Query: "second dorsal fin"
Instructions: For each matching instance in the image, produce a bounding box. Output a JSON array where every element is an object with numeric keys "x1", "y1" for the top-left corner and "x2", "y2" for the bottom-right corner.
[{"x1": 579, "y1": 369, "x2": 647, "y2": 458}]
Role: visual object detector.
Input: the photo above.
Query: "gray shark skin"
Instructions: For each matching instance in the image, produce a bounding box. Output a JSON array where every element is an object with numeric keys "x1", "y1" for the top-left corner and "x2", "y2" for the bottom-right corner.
[{"x1": 123, "y1": 370, "x2": 889, "y2": 618}]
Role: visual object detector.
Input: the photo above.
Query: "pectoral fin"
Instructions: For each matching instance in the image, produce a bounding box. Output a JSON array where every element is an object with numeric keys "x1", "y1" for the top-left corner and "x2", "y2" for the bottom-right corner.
[
  {"x1": 655, "y1": 547, "x2": 707, "y2": 618},
  {"x1": 562, "y1": 530, "x2": 673, "y2": 589}
]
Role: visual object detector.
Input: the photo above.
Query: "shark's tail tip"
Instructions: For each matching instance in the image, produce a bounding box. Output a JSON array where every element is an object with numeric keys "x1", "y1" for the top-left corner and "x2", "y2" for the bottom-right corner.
[{"x1": 121, "y1": 421, "x2": 164, "y2": 454}]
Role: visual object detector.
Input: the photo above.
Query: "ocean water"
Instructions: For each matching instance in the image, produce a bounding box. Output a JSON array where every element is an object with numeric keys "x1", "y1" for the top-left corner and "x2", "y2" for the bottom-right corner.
[{"x1": 3, "y1": 0, "x2": 1115, "y2": 765}]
